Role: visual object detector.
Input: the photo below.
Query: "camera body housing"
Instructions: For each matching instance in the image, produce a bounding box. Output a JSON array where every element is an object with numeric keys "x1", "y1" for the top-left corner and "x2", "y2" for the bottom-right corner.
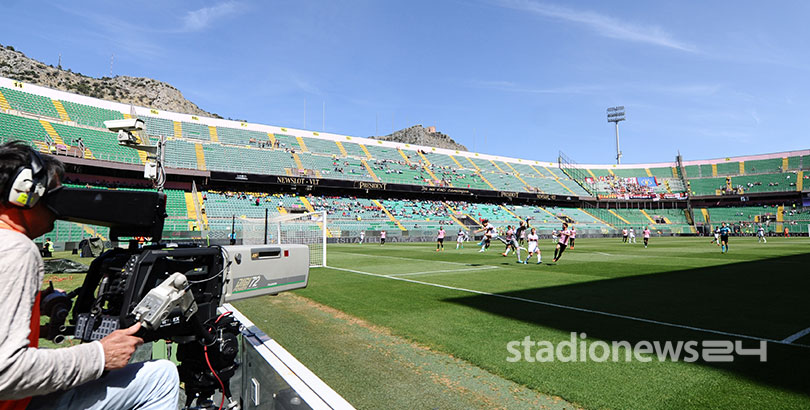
[
  {"x1": 71, "y1": 244, "x2": 309, "y2": 343},
  {"x1": 66, "y1": 242, "x2": 309, "y2": 408},
  {"x1": 104, "y1": 119, "x2": 145, "y2": 146},
  {"x1": 104, "y1": 118, "x2": 145, "y2": 133},
  {"x1": 41, "y1": 185, "x2": 311, "y2": 408}
]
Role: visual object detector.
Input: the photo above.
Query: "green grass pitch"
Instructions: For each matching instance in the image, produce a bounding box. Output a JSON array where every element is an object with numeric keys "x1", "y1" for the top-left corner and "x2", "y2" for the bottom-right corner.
[{"x1": 235, "y1": 236, "x2": 810, "y2": 409}]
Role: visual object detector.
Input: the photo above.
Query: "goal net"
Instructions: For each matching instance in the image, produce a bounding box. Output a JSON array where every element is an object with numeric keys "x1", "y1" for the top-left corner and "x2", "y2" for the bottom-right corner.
[{"x1": 237, "y1": 211, "x2": 327, "y2": 267}]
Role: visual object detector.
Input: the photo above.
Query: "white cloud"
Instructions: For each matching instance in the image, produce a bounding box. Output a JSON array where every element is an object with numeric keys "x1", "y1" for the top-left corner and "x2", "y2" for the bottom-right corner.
[
  {"x1": 494, "y1": 0, "x2": 697, "y2": 53},
  {"x1": 291, "y1": 75, "x2": 323, "y2": 95},
  {"x1": 182, "y1": 1, "x2": 242, "y2": 32},
  {"x1": 750, "y1": 109, "x2": 761, "y2": 125}
]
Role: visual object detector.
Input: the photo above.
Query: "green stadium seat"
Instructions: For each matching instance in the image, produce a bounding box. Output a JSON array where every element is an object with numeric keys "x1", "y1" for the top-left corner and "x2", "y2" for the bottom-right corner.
[
  {"x1": 716, "y1": 161, "x2": 739, "y2": 176},
  {"x1": 0, "y1": 112, "x2": 51, "y2": 148},
  {"x1": 144, "y1": 116, "x2": 174, "y2": 138},
  {"x1": 51, "y1": 122, "x2": 141, "y2": 164},
  {"x1": 0, "y1": 87, "x2": 59, "y2": 118},
  {"x1": 745, "y1": 158, "x2": 783, "y2": 174},
  {"x1": 216, "y1": 126, "x2": 269, "y2": 146},
  {"x1": 60, "y1": 100, "x2": 125, "y2": 128}
]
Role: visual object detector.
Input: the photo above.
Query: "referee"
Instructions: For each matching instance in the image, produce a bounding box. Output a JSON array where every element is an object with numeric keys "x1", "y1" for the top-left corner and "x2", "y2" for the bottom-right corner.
[{"x1": 719, "y1": 222, "x2": 731, "y2": 254}]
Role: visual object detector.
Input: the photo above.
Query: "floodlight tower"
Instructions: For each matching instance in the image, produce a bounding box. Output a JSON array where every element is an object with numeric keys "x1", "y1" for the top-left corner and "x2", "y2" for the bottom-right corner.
[{"x1": 607, "y1": 106, "x2": 626, "y2": 164}]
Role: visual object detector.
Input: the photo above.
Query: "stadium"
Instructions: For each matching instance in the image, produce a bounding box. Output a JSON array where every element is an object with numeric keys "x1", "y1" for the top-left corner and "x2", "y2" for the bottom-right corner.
[
  {"x1": 1, "y1": 74, "x2": 809, "y2": 408},
  {"x1": 1, "y1": 4, "x2": 810, "y2": 408}
]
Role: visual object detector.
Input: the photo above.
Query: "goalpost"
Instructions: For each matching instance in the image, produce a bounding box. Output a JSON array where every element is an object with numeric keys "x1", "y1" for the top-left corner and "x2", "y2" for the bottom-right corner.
[{"x1": 237, "y1": 211, "x2": 327, "y2": 267}]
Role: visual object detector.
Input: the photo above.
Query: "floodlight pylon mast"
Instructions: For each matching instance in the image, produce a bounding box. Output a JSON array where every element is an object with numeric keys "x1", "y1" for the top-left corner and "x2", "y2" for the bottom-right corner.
[{"x1": 607, "y1": 106, "x2": 626, "y2": 164}]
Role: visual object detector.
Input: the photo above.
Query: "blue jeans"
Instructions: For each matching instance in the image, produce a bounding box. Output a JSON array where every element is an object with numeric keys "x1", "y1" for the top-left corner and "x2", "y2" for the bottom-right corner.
[{"x1": 27, "y1": 360, "x2": 179, "y2": 410}]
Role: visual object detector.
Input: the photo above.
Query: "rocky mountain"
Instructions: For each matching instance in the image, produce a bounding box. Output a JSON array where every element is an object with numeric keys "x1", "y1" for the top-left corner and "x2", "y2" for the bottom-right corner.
[
  {"x1": 372, "y1": 125, "x2": 467, "y2": 151},
  {"x1": 0, "y1": 44, "x2": 219, "y2": 118}
]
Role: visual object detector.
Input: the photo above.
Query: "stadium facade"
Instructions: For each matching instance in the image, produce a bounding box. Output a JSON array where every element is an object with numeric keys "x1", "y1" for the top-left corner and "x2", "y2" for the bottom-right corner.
[{"x1": 1, "y1": 76, "x2": 808, "y2": 246}]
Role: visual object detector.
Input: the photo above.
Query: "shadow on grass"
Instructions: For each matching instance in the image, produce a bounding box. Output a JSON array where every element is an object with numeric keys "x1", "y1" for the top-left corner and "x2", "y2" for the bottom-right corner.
[{"x1": 444, "y1": 252, "x2": 810, "y2": 395}]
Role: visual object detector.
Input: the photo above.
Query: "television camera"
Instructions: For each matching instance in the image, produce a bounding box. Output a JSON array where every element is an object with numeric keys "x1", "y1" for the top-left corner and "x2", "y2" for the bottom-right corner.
[{"x1": 41, "y1": 187, "x2": 310, "y2": 410}]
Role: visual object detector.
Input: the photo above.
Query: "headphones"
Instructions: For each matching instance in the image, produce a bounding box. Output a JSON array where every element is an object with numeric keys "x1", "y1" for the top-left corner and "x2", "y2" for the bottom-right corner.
[{"x1": 4, "y1": 150, "x2": 50, "y2": 208}]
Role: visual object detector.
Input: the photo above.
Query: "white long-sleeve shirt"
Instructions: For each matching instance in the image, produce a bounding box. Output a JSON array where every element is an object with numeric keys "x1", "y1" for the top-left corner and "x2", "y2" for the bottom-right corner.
[{"x1": 0, "y1": 229, "x2": 104, "y2": 400}]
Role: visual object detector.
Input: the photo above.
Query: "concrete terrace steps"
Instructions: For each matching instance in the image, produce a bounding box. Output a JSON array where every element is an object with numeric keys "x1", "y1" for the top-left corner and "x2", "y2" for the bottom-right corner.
[
  {"x1": 51, "y1": 100, "x2": 71, "y2": 121},
  {"x1": 0, "y1": 89, "x2": 10, "y2": 110}
]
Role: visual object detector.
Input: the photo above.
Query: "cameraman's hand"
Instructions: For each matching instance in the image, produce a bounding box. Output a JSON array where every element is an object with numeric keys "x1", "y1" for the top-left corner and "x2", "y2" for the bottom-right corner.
[{"x1": 99, "y1": 323, "x2": 144, "y2": 370}]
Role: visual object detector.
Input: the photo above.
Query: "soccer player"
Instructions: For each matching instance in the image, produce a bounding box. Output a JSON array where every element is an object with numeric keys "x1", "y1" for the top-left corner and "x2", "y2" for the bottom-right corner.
[
  {"x1": 516, "y1": 220, "x2": 528, "y2": 247},
  {"x1": 359, "y1": 230, "x2": 365, "y2": 244},
  {"x1": 551, "y1": 228, "x2": 558, "y2": 244},
  {"x1": 757, "y1": 225, "x2": 766, "y2": 243},
  {"x1": 622, "y1": 228, "x2": 628, "y2": 243},
  {"x1": 711, "y1": 226, "x2": 720, "y2": 246},
  {"x1": 502, "y1": 225, "x2": 517, "y2": 256},
  {"x1": 629, "y1": 227, "x2": 636, "y2": 244},
  {"x1": 569, "y1": 226, "x2": 577, "y2": 250},
  {"x1": 380, "y1": 230, "x2": 386, "y2": 246},
  {"x1": 552, "y1": 223, "x2": 572, "y2": 263},
  {"x1": 719, "y1": 222, "x2": 731, "y2": 253},
  {"x1": 456, "y1": 229, "x2": 466, "y2": 249},
  {"x1": 477, "y1": 220, "x2": 496, "y2": 252},
  {"x1": 514, "y1": 220, "x2": 528, "y2": 261},
  {"x1": 524, "y1": 227, "x2": 541, "y2": 264},
  {"x1": 436, "y1": 226, "x2": 445, "y2": 251},
  {"x1": 643, "y1": 226, "x2": 651, "y2": 248}
]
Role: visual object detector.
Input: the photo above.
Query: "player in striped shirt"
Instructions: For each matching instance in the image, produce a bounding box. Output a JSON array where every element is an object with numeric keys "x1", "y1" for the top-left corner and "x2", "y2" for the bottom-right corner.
[
  {"x1": 552, "y1": 223, "x2": 572, "y2": 263},
  {"x1": 456, "y1": 229, "x2": 467, "y2": 249}
]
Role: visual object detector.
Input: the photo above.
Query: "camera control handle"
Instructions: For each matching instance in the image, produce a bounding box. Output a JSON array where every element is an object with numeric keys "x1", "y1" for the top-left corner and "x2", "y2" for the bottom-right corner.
[{"x1": 132, "y1": 272, "x2": 198, "y2": 330}]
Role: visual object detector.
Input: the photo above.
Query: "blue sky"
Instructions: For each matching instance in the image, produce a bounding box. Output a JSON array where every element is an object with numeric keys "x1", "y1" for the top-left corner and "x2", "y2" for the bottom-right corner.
[{"x1": 2, "y1": 0, "x2": 809, "y2": 164}]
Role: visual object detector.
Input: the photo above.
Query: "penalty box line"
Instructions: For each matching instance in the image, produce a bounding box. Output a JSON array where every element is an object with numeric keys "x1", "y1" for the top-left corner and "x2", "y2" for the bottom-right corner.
[
  {"x1": 332, "y1": 251, "x2": 483, "y2": 266},
  {"x1": 325, "y1": 265, "x2": 810, "y2": 349},
  {"x1": 390, "y1": 266, "x2": 500, "y2": 277},
  {"x1": 783, "y1": 326, "x2": 810, "y2": 344}
]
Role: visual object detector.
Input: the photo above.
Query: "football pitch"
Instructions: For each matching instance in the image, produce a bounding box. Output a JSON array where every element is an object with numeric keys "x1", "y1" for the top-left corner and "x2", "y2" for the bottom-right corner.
[{"x1": 234, "y1": 236, "x2": 810, "y2": 409}]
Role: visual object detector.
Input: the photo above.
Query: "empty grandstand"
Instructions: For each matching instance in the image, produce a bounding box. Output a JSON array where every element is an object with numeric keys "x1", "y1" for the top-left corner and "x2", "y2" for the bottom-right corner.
[{"x1": 0, "y1": 75, "x2": 807, "y2": 248}]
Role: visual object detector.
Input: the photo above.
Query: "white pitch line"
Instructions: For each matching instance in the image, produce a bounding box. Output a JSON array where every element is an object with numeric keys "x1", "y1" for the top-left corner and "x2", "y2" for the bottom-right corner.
[
  {"x1": 332, "y1": 251, "x2": 473, "y2": 266},
  {"x1": 326, "y1": 265, "x2": 810, "y2": 349},
  {"x1": 391, "y1": 266, "x2": 499, "y2": 277},
  {"x1": 782, "y1": 326, "x2": 810, "y2": 343}
]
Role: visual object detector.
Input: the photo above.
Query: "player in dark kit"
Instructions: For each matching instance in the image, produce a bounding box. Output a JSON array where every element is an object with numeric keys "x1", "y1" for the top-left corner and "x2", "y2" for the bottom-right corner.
[
  {"x1": 477, "y1": 219, "x2": 495, "y2": 252},
  {"x1": 719, "y1": 222, "x2": 731, "y2": 253},
  {"x1": 515, "y1": 221, "x2": 526, "y2": 246},
  {"x1": 552, "y1": 223, "x2": 572, "y2": 263}
]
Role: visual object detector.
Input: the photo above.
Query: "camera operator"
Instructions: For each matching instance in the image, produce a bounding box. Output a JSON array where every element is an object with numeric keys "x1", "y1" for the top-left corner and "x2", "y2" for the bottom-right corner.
[{"x1": 0, "y1": 142, "x2": 178, "y2": 410}]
